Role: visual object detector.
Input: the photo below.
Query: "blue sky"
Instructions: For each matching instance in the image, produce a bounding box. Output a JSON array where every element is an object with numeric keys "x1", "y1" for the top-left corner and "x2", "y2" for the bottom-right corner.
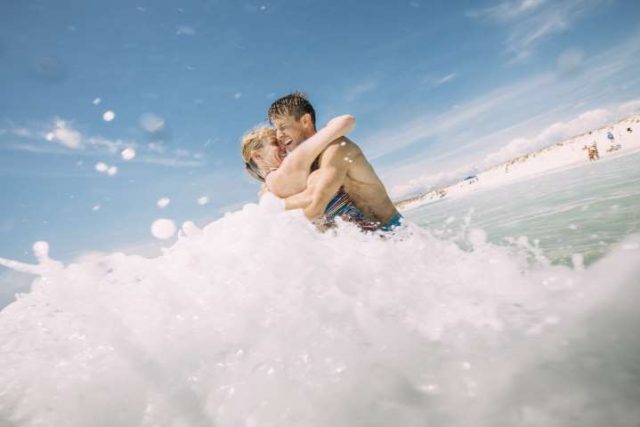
[{"x1": 1, "y1": 0, "x2": 640, "y2": 265}]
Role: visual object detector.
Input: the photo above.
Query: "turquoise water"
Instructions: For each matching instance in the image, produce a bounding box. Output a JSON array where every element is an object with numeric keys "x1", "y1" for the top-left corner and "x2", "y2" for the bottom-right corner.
[{"x1": 405, "y1": 152, "x2": 640, "y2": 266}]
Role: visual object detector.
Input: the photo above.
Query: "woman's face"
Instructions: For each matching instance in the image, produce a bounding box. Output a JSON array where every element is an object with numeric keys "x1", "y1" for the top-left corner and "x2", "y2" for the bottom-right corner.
[{"x1": 256, "y1": 133, "x2": 285, "y2": 174}]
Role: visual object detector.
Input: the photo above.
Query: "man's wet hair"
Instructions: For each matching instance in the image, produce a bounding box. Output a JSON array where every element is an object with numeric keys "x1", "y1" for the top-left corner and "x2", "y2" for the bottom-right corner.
[{"x1": 268, "y1": 91, "x2": 316, "y2": 128}]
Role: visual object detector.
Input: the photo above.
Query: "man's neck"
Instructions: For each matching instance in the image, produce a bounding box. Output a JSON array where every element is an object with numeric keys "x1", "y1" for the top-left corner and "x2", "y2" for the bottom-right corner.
[{"x1": 306, "y1": 128, "x2": 317, "y2": 138}]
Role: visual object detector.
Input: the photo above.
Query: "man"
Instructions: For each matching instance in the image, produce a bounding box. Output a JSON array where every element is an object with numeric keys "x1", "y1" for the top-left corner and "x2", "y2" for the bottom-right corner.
[{"x1": 268, "y1": 92, "x2": 402, "y2": 231}]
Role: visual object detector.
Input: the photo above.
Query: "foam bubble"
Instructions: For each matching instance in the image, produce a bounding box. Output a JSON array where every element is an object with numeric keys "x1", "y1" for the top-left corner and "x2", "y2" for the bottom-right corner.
[
  {"x1": 92, "y1": 97, "x2": 102, "y2": 105},
  {"x1": 157, "y1": 197, "x2": 171, "y2": 208},
  {"x1": 150, "y1": 218, "x2": 176, "y2": 239},
  {"x1": 468, "y1": 228, "x2": 487, "y2": 246},
  {"x1": 181, "y1": 221, "x2": 199, "y2": 236},
  {"x1": 32, "y1": 241, "x2": 49, "y2": 258},
  {"x1": 1, "y1": 203, "x2": 639, "y2": 426},
  {"x1": 121, "y1": 147, "x2": 136, "y2": 161},
  {"x1": 571, "y1": 253, "x2": 585, "y2": 270},
  {"x1": 196, "y1": 196, "x2": 210, "y2": 206},
  {"x1": 95, "y1": 162, "x2": 108, "y2": 173},
  {"x1": 102, "y1": 110, "x2": 116, "y2": 122},
  {"x1": 107, "y1": 166, "x2": 118, "y2": 176}
]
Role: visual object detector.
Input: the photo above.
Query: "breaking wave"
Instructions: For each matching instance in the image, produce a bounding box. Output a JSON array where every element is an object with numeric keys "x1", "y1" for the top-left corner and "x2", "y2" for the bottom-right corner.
[{"x1": 1, "y1": 194, "x2": 639, "y2": 426}]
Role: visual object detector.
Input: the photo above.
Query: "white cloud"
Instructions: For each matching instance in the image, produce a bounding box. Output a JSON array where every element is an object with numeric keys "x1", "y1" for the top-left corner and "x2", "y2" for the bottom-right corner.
[
  {"x1": 4, "y1": 143, "x2": 69, "y2": 155},
  {"x1": 1, "y1": 118, "x2": 206, "y2": 169},
  {"x1": 362, "y1": 73, "x2": 553, "y2": 160},
  {"x1": 434, "y1": 73, "x2": 457, "y2": 86},
  {"x1": 482, "y1": 108, "x2": 612, "y2": 166},
  {"x1": 344, "y1": 80, "x2": 377, "y2": 102},
  {"x1": 391, "y1": 164, "x2": 477, "y2": 198},
  {"x1": 175, "y1": 148, "x2": 192, "y2": 158},
  {"x1": 176, "y1": 25, "x2": 196, "y2": 36},
  {"x1": 11, "y1": 128, "x2": 35, "y2": 138},
  {"x1": 139, "y1": 113, "x2": 165, "y2": 133},
  {"x1": 468, "y1": 0, "x2": 547, "y2": 21},
  {"x1": 469, "y1": 0, "x2": 605, "y2": 63},
  {"x1": 137, "y1": 156, "x2": 205, "y2": 168},
  {"x1": 147, "y1": 142, "x2": 165, "y2": 153},
  {"x1": 557, "y1": 48, "x2": 584, "y2": 75},
  {"x1": 85, "y1": 136, "x2": 128, "y2": 153},
  {"x1": 363, "y1": 31, "x2": 640, "y2": 181},
  {"x1": 47, "y1": 119, "x2": 83, "y2": 149},
  {"x1": 619, "y1": 99, "x2": 640, "y2": 115}
]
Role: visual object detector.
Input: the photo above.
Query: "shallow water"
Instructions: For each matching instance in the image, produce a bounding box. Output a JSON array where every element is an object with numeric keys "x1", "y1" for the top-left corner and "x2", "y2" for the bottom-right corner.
[
  {"x1": 405, "y1": 151, "x2": 640, "y2": 266},
  {"x1": 0, "y1": 192, "x2": 639, "y2": 426}
]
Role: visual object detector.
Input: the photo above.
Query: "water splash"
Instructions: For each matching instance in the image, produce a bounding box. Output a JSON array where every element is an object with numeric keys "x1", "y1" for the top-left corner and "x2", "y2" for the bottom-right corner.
[{"x1": 1, "y1": 195, "x2": 639, "y2": 426}]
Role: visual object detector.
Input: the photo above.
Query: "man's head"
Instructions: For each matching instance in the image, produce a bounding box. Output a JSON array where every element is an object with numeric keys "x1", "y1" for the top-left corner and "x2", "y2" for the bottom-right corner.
[
  {"x1": 241, "y1": 127, "x2": 284, "y2": 181},
  {"x1": 268, "y1": 91, "x2": 316, "y2": 152}
]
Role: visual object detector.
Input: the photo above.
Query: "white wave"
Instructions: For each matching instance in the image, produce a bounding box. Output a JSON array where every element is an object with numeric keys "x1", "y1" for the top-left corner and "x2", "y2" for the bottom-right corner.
[{"x1": 0, "y1": 194, "x2": 639, "y2": 426}]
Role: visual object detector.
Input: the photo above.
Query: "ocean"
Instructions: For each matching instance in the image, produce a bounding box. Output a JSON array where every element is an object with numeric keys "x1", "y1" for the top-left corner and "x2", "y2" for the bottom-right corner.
[
  {"x1": 405, "y1": 150, "x2": 640, "y2": 267},
  {"x1": 0, "y1": 154, "x2": 639, "y2": 426}
]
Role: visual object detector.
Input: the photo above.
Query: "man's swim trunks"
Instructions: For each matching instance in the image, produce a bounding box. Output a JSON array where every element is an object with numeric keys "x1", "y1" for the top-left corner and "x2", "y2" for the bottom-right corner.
[
  {"x1": 322, "y1": 188, "x2": 403, "y2": 232},
  {"x1": 380, "y1": 212, "x2": 404, "y2": 232}
]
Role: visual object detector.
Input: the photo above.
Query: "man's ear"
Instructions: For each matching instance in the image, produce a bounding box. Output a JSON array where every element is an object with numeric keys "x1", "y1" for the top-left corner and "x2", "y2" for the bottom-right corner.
[{"x1": 301, "y1": 113, "x2": 314, "y2": 130}]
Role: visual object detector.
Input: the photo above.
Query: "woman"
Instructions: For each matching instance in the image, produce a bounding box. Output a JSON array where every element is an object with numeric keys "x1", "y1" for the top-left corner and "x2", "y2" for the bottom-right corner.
[{"x1": 241, "y1": 115, "x2": 355, "y2": 199}]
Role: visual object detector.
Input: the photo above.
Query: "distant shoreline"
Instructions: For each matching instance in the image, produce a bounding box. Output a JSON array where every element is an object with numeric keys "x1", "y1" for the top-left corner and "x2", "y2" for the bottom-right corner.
[{"x1": 396, "y1": 114, "x2": 640, "y2": 211}]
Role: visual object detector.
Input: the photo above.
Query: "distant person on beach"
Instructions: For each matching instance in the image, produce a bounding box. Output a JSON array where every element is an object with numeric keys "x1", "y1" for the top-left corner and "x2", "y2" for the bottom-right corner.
[
  {"x1": 584, "y1": 142, "x2": 600, "y2": 161},
  {"x1": 241, "y1": 92, "x2": 402, "y2": 232}
]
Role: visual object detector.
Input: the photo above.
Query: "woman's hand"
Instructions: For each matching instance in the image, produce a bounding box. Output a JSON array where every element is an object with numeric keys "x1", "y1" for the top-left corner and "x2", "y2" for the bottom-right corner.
[{"x1": 325, "y1": 115, "x2": 356, "y2": 135}]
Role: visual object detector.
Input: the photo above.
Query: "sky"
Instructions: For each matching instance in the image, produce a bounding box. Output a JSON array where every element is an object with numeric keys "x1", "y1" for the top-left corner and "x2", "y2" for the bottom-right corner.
[{"x1": 1, "y1": 0, "x2": 640, "y2": 267}]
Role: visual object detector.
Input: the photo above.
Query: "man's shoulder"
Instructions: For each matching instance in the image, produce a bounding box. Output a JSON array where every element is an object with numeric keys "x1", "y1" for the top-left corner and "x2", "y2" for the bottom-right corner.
[{"x1": 319, "y1": 137, "x2": 362, "y2": 161}]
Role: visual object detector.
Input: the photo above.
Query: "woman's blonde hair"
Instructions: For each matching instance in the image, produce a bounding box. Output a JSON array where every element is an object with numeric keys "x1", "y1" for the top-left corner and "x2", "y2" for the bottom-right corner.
[{"x1": 241, "y1": 127, "x2": 277, "y2": 182}]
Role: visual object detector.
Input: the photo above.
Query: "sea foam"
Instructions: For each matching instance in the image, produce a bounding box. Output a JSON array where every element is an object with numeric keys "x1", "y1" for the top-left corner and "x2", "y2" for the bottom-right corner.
[{"x1": 0, "y1": 194, "x2": 639, "y2": 426}]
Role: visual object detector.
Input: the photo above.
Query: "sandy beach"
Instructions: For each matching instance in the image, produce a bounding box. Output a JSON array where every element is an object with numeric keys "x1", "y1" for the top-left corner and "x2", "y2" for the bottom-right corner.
[{"x1": 398, "y1": 114, "x2": 640, "y2": 211}]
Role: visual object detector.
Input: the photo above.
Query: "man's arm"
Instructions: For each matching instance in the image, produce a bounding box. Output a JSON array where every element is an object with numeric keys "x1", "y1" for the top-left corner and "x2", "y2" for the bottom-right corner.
[
  {"x1": 283, "y1": 187, "x2": 313, "y2": 211},
  {"x1": 301, "y1": 143, "x2": 351, "y2": 220},
  {"x1": 266, "y1": 115, "x2": 354, "y2": 199}
]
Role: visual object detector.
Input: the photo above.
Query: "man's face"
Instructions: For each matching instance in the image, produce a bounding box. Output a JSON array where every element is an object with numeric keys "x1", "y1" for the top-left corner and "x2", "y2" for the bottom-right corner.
[{"x1": 271, "y1": 114, "x2": 314, "y2": 153}]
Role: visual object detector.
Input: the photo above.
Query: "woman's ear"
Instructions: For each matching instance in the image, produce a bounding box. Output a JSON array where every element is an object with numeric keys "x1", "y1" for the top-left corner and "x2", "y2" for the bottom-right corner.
[{"x1": 251, "y1": 151, "x2": 261, "y2": 161}]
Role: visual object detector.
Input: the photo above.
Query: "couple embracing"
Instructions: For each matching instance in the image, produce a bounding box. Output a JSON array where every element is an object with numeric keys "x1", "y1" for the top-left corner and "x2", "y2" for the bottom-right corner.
[{"x1": 241, "y1": 92, "x2": 403, "y2": 232}]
